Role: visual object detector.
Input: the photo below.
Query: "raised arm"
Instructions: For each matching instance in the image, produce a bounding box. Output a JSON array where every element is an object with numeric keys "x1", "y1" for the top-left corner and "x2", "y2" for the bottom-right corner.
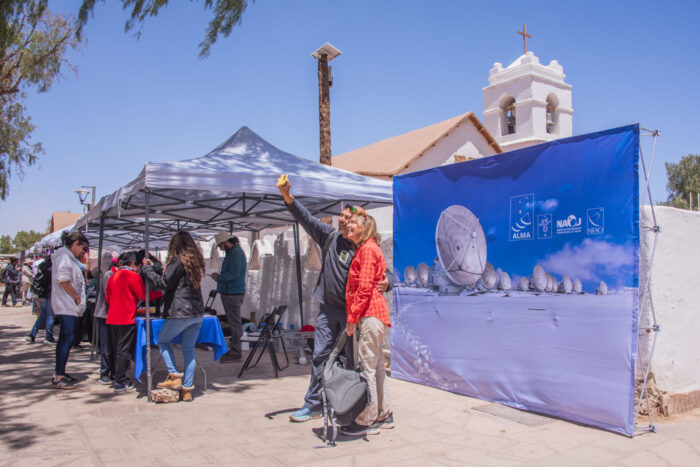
[{"x1": 277, "y1": 176, "x2": 335, "y2": 247}]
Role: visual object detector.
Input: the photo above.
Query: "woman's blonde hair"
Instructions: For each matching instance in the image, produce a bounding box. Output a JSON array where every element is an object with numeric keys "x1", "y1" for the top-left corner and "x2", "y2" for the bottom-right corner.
[
  {"x1": 353, "y1": 213, "x2": 381, "y2": 246},
  {"x1": 165, "y1": 231, "x2": 206, "y2": 289}
]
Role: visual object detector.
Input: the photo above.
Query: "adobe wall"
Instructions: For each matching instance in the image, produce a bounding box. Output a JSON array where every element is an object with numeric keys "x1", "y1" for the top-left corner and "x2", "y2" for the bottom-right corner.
[{"x1": 639, "y1": 206, "x2": 700, "y2": 413}]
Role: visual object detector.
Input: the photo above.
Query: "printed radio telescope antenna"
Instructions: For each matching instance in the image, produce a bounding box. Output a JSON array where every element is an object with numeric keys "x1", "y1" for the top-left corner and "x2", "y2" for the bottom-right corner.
[
  {"x1": 404, "y1": 265, "x2": 417, "y2": 285},
  {"x1": 416, "y1": 263, "x2": 430, "y2": 287},
  {"x1": 435, "y1": 205, "x2": 487, "y2": 286}
]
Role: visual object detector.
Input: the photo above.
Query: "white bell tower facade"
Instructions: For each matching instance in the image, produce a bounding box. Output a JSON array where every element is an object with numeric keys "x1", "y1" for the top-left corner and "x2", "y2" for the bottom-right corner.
[{"x1": 482, "y1": 51, "x2": 573, "y2": 153}]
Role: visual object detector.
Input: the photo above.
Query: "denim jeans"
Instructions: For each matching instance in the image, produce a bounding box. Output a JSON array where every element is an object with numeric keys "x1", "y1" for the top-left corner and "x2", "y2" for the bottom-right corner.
[
  {"x1": 96, "y1": 317, "x2": 113, "y2": 379},
  {"x1": 303, "y1": 303, "x2": 353, "y2": 410},
  {"x1": 158, "y1": 316, "x2": 204, "y2": 388},
  {"x1": 55, "y1": 315, "x2": 79, "y2": 375},
  {"x1": 30, "y1": 298, "x2": 54, "y2": 340},
  {"x1": 2, "y1": 284, "x2": 19, "y2": 305}
]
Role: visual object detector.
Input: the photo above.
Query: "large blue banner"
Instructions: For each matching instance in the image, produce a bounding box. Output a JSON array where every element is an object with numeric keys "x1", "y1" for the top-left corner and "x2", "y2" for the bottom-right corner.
[{"x1": 392, "y1": 125, "x2": 640, "y2": 436}]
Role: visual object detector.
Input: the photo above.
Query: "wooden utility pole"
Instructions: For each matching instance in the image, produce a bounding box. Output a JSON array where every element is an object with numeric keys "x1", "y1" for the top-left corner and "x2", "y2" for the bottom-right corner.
[
  {"x1": 317, "y1": 53, "x2": 331, "y2": 165},
  {"x1": 312, "y1": 43, "x2": 342, "y2": 166}
]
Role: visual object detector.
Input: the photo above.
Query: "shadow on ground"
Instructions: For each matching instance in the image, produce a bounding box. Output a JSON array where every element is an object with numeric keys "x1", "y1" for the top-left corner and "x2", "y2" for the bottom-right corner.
[{"x1": 0, "y1": 320, "x2": 312, "y2": 450}]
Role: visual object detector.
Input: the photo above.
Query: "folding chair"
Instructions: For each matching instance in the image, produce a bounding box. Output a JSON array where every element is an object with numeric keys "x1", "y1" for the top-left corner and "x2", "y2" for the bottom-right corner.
[
  {"x1": 203, "y1": 289, "x2": 218, "y2": 316},
  {"x1": 238, "y1": 305, "x2": 289, "y2": 378}
]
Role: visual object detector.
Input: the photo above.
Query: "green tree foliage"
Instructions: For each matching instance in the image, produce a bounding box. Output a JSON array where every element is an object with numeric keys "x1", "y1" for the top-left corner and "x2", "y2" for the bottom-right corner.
[
  {"x1": 12, "y1": 229, "x2": 43, "y2": 251},
  {"x1": 664, "y1": 154, "x2": 700, "y2": 209},
  {"x1": 78, "y1": 0, "x2": 249, "y2": 59},
  {"x1": 0, "y1": 235, "x2": 13, "y2": 253},
  {"x1": 0, "y1": 1, "x2": 81, "y2": 200}
]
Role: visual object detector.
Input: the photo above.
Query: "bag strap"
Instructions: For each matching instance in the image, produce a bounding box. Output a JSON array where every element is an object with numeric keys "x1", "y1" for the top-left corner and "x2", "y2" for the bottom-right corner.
[{"x1": 327, "y1": 329, "x2": 348, "y2": 366}]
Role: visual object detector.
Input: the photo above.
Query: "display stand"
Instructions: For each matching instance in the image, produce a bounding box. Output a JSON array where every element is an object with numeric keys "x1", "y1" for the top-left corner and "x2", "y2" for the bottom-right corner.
[{"x1": 633, "y1": 128, "x2": 661, "y2": 435}]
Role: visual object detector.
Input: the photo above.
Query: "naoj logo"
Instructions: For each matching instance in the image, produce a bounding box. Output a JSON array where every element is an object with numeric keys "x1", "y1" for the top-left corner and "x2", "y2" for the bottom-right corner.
[
  {"x1": 587, "y1": 207, "x2": 605, "y2": 235},
  {"x1": 537, "y1": 214, "x2": 553, "y2": 239},
  {"x1": 510, "y1": 194, "x2": 534, "y2": 241},
  {"x1": 556, "y1": 214, "x2": 582, "y2": 234}
]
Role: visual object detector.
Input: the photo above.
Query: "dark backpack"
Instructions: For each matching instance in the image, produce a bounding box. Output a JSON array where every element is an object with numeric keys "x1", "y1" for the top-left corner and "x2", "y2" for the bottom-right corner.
[
  {"x1": 320, "y1": 330, "x2": 370, "y2": 445},
  {"x1": 30, "y1": 256, "x2": 52, "y2": 298}
]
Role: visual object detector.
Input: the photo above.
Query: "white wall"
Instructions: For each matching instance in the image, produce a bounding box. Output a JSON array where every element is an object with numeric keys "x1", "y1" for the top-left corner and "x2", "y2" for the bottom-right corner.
[
  {"x1": 403, "y1": 120, "x2": 496, "y2": 174},
  {"x1": 639, "y1": 206, "x2": 700, "y2": 395}
]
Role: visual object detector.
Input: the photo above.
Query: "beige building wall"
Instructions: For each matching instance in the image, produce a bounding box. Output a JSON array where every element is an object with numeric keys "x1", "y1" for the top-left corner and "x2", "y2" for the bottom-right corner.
[{"x1": 639, "y1": 206, "x2": 700, "y2": 403}]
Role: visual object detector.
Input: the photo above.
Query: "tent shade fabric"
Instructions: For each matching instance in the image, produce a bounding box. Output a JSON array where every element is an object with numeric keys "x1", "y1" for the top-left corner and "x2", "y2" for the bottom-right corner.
[
  {"x1": 75, "y1": 127, "x2": 393, "y2": 233},
  {"x1": 30, "y1": 224, "x2": 75, "y2": 251}
]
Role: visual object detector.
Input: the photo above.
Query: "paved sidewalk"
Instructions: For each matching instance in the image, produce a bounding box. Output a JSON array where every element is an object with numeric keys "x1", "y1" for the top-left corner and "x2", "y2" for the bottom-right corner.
[{"x1": 1, "y1": 305, "x2": 698, "y2": 466}]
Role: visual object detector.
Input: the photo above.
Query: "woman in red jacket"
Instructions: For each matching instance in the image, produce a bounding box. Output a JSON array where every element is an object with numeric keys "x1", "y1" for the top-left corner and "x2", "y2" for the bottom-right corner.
[{"x1": 342, "y1": 210, "x2": 394, "y2": 437}]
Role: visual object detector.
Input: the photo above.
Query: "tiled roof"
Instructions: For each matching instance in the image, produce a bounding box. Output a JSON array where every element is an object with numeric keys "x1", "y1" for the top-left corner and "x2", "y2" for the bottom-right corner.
[
  {"x1": 52, "y1": 212, "x2": 82, "y2": 232},
  {"x1": 332, "y1": 112, "x2": 501, "y2": 177}
]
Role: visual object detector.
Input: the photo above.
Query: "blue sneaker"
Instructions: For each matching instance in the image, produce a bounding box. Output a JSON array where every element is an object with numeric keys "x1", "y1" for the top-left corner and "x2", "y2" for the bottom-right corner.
[{"x1": 289, "y1": 406, "x2": 322, "y2": 422}]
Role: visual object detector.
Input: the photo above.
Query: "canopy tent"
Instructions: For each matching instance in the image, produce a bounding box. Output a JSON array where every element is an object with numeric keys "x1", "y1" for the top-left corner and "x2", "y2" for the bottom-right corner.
[
  {"x1": 75, "y1": 126, "x2": 392, "y2": 234},
  {"x1": 79, "y1": 227, "x2": 213, "y2": 250},
  {"x1": 25, "y1": 224, "x2": 76, "y2": 255},
  {"x1": 73, "y1": 126, "x2": 393, "y2": 400},
  {"x1": 75, "y1": 125, "x2": 393, "y2": 318}
]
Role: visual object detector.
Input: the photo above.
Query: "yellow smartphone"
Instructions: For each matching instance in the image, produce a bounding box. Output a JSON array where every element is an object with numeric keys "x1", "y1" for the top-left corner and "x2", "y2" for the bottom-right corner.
[{"x1": 276, "y1": 174, "x2": 288, "y2": 187}]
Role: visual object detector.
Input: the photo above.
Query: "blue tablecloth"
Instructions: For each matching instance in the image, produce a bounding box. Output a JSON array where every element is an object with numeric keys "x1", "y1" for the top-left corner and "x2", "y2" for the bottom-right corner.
[{"x1": 134, "y1": 316, "x2": 228, "y2": 380}]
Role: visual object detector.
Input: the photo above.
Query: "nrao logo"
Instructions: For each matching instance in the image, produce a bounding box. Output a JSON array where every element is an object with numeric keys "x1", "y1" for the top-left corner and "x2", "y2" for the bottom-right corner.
[
  {"x1": 587, "y1": 207, "x2": 604, "y2": 235},
  {"x1": 556, "y1": 214, "x2": 582, "y2": 234}
]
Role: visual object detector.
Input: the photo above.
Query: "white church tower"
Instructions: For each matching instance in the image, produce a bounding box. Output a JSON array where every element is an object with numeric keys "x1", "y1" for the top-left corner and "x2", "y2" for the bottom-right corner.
[{"x1": 482, "y1": 26, "x2": 572, "y2": 152}]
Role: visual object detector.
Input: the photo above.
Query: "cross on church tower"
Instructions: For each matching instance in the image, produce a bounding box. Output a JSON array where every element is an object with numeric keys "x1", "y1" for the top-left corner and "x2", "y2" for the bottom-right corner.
[{"x1": 517, "y1": 23, "x2": 532, "y2": 54}]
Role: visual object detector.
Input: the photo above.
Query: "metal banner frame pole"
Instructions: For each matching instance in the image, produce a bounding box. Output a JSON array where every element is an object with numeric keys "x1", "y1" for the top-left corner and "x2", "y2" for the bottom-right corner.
[
  {"x1": 144, "y1": 190, "x2": 153, "y2": 401},
  {"x1": 633, "y1": 128, "x2": 661, "y2": 435}
]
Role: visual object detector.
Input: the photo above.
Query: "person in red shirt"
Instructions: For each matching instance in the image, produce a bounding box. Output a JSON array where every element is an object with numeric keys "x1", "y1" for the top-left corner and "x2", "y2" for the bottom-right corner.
[
  {"x1": 106, "y1": 251, "x2": 146, "y2": 392},
  {"x1": 342, "y1": 211, "x2": 393, "y2": 437}
]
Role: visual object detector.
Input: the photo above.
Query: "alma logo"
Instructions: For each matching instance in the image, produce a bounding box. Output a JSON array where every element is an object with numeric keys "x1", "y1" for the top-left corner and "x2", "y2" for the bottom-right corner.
[{"x1": 509, "y1": 193, "x2": 534, "y2": 242}]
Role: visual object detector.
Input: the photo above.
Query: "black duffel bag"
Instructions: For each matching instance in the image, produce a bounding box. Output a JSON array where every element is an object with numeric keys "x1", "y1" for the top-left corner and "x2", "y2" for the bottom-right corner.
[{"x1": 320, "y1": 329, "x2": 370, "y2": 445}]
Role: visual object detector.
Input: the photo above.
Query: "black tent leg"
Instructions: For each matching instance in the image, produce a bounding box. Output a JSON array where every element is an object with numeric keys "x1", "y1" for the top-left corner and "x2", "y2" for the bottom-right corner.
[
  {"x1": 144, "y1": 190, "x2": 152, "y2": 401},
  {"x1": 293, "y1": 223, "x2": 304, "y2": 326}
]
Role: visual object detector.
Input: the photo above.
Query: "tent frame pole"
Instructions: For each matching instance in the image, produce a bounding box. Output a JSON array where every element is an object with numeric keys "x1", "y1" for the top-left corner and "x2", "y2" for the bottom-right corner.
[
  {"x1": 90, "y1": 215, "x2": 105, "y2": 361},
  {"x1": 633, "y1": 128, "x2": 661, "y2": 436},
  {"x1": 293, "y1": 223, "x2": 305, "y2": 327},
  {"x1": 144, "y1": 190, "x2": 153, "y2": 401}
]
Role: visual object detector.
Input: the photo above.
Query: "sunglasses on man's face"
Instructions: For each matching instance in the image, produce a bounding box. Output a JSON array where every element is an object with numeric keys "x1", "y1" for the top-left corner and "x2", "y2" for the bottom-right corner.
[{"x1": 82, "y1": 245, "x2": 89, "y2": 252}]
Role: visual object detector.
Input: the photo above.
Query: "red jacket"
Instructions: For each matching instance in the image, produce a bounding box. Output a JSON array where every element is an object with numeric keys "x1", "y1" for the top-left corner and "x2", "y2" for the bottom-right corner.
[
  {"x1": 106, "y1": 268, "x2": 146, "y2": 325},
  {"x1": 345, "y1": 238, "x2": 390, "y2": 327}
]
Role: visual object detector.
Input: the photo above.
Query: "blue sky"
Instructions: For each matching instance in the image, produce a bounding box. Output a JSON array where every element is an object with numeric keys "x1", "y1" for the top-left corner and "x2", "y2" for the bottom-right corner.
[
  {"x1": 1, "y1": 0, "x2": 698, "y2": 237},
  {"x1": 393, "y1": 125, "x2": 639, "y2": 293}
]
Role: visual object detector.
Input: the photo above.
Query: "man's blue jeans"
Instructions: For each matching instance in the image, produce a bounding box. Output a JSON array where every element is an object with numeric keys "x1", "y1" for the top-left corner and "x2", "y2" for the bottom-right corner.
[
  {"x1": 158, "y1": 316, "x2": 204, "y2": 388},
  {"x1": 303, "y1": 303, "x2": 353, "y2": 410},
  {"x1": 55, "y1": 315, "x2": 79, "y2": 375},
  {"x1": 30, "y1": 298, "x2": 54, "y2": 340}
]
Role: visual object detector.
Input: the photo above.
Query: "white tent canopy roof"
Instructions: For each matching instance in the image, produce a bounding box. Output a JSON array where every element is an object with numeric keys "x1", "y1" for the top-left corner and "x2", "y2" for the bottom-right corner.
[
  {"x1": 75, "y1": 126, "x2": 393, "y2": 234},
  {"x1": 35, "y1": 224, "x2": 75, "y2": 250}
]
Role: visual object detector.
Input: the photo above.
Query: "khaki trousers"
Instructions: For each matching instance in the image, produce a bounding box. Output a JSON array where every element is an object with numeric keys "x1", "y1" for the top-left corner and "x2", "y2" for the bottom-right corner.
[{"x1": 355, "y1": 316, "x2": 391, "y2": 426}]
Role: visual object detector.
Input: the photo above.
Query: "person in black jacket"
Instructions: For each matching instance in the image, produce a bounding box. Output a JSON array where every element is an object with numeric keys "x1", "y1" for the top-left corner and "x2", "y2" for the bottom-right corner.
[
  {"x1": 2, "y1": 258, "x2": 21, "y2": 307},
  {"x1": 142, "y1": 231, "x2": 205, "y2": 402}
]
